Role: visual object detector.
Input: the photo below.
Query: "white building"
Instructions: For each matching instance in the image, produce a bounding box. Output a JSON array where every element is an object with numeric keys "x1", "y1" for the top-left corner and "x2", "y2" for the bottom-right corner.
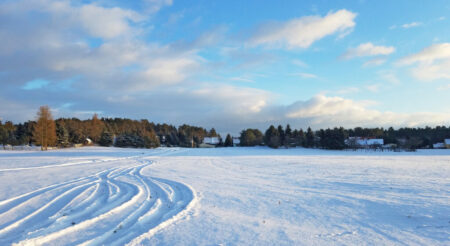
[
  {"x1": 203, "y1": 137, "x2": 220, "y2": 145},
  {"x1": 365, "y1": 138, "x2": 384, "y2": 146},
  {"x1": 347, "y1": 137, "x2": 384, "y2": 147},
  {"x1": 433, "y1": 142, "x2": 445, "y2": 149},
  {"x1": 445, "y1": 139, "x2": 450, "y2": 149}
]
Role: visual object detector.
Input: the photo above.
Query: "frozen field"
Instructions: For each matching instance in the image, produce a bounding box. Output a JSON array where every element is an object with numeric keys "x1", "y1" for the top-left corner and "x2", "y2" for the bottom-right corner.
[{"x1": 0, "y1": 147, "x2": 449, "y2": 245}]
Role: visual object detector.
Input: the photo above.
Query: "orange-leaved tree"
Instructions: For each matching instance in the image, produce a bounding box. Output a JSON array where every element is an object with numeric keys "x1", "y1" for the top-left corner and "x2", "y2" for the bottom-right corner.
[{"x1": 33, "y1": 106, "x2": 56, "y2": 150}]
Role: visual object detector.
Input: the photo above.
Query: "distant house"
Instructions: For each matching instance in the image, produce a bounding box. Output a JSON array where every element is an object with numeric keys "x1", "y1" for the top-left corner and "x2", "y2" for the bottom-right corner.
[
  {"x1": 365, "y1": 138, "x2": 384, "y2": 146},
  {"x1": 232, "y1": 137, "x2": 240, "y2": 146},
  {"x1": 200, "y1": 137, "x2": 220, "y2": 148},
  {"x1": 346, "y1": 137, "x2": 384, "y2": 147},
  {"x1": 433, "y1": 142, "x2": 445, "y2": 149},
  {"x1": 203, "y1": 137, "x2": 220, "y2": 145},
  {"x1": 85, "y1": 138, "x2": 93, "y2": 145},
  {"x1": 445, "y1": 139, "x2": 450, "y2": 149}
]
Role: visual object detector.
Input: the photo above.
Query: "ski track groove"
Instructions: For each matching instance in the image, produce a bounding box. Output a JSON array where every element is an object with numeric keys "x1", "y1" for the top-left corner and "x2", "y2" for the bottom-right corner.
[{"x1": 0, "y1": 155, "x2": 196, "y2": 246}]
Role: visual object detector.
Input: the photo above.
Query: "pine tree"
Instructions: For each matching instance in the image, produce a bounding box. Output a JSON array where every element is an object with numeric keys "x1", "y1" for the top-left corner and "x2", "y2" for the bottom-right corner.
[
  {"x1": 264, "y1": 125, "x2": 280, "y2": 148},
  {"x1": 277, "y1": 125, "x2": 285, "y2": 148},
  {"x1": 284, "y1": 124, "x2": 292, "y2": 147},
  {"x1": 306, "y1": 127, "x2": 315, "y2": 148},
  {"x1": 224, "y1": 134, "x2": 233, "y2": 147},
  {"x1": 2, "y1": 121, "x2": 17, "y2": 146},
  {"x1": 33, "y1": 106, "x2": 57, "y2": 150},
  {"x1": 298, "y1": 129, "x2": 306, "y2": 147},
  {"x1": 56, "y1": 121, "x2": 70, "y2": 147},
  {"x1": 99, "y1": 130, "x2": 113, "y2": 146}
]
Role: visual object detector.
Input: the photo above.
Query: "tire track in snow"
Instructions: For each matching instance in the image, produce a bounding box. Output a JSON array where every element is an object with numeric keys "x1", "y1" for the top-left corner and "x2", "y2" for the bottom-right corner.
[{"x1": 0, "y1": 157, "x2": 197, "y2": 245}]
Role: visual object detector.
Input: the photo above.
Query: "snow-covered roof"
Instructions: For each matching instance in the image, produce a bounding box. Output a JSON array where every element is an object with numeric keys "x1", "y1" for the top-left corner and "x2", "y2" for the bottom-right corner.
[
  {"x1": 433, "y1": 143, "x2": 445, "y2": 148},
  {"x1": 355, "y1": 138, "x2": 384, "y2": 146},
  {"x1": 203, "y1": 137, "x2": 220, "y2": 145}
]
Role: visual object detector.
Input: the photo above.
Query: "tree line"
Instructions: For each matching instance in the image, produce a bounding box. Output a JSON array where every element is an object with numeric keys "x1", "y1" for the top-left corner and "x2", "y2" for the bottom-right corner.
[
  {"x1": 1, "y1": 106, "x2": 449, "y2": 150},
  {"x1": 0, "y1": 106, "x2": 222, "y2": 150},
  {"x1": 240, "y1": 125, "x2": 450, "y2": 150}
]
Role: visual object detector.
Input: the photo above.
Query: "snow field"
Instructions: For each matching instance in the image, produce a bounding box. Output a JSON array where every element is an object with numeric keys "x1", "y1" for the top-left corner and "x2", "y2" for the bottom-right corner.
[
  {"x1": 0, "y1": 147, "x2": 449, "y2": 245},
  {"x1": 0, "y1": 149, "x2": 196, "y2": 245}
]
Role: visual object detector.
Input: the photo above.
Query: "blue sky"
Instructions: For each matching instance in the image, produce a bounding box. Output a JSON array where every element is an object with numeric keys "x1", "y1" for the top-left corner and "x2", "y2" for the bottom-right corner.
[{"x1": 0, "y1": 0, "x2": 449, "y2": 134}]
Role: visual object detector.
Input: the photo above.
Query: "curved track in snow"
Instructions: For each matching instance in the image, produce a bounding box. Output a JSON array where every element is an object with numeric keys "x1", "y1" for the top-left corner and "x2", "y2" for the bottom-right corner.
[{"x1": 0, "y1": 158, "x2": 196, "y2": 246}]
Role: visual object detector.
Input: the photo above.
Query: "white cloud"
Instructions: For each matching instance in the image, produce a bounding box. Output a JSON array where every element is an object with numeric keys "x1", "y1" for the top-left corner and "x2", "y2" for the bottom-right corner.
[
  {"x1": 390, "y1": 21, "x2": 422, "y2": 30},
  {"x1": 138, "y1": 57, "x2": 200, "y2": 85},
  {"x1": 342, "y1": 42, "x2": 395, "y2": 59},
  {"x1": 143, "y1": 0, "x2": 173, "y2": 14},
  {"x1": 249, "y1": 9, "x2": 356, "y2": 49},
  {"x1": 398, "y1": 43, "x2": 450, "y2": 81},
  {"x1": 192, "y1": 85, "x2": 271, "y2": 115},
  {"x1": 76, "y1": 4, "x2": 145, "y2": 39},
  {"x1": 410, "y1": 59, "x2": 450, "y2": 81},
  {"x1": 20, "y1": 0, "x2": 145, "y2": 39},
  {"x1": 286, "y1": 95, "x2": 374, "y2": 119},
  {"x1": 363, "y1": 57, "x2": 387, "y2": 67},
  {"x1": 401, "y1": 22, "x2": 422, "y2": 29},
  {"x1": 295, "y1": 72, "x2": 318, "y2": 79},
  {"x1": 398, "y1": 43, "x2": 450, "y2": 65}
]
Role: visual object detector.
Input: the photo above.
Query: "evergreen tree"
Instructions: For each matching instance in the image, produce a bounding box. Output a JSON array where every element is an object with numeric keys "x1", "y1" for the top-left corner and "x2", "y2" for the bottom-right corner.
[
  {"x1": 305, "y1": 127, "x2": 315, "y2": 148},
  {"x1": 297, "y1": 128, "x2": 306, "y2": 147},
  {"x1": 15, "y1": 122, "x2": 33, "y2": 145},
  {"x1": 56, "y1": 121, "x2": 70, "y2": 147},
  {"x1": 224, "y1": 134, "x2": 233, "y2": 147},
  {"x1": 264, "y1": 125, "x2": 280, "y2": 148},
  {"x1": 2, "y1": 121, "x2": 17, "y2": 146},
  {"x1": 284, "y1": 124, "x2": 292, "y2": 147},
  {"x1": 99, "y1": 130, "x2": 113, "y2": 146},
  {"x1": 277, "y1": 125, "x2": 286, "y2": 148}
]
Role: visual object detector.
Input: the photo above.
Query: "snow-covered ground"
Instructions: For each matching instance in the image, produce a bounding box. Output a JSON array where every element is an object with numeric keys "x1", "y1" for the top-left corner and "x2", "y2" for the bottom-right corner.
[{"x1": 0, "y1": 147, "x2": 449, "y2": 245}]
